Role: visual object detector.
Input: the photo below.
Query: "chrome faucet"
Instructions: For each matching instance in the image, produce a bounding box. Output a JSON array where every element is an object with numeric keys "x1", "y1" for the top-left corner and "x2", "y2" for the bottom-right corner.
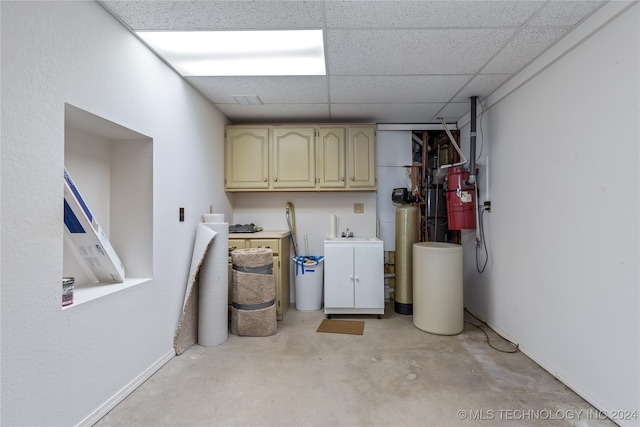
[{"x1": 341, "y1": 228, "x2": 354, "y2": 238}]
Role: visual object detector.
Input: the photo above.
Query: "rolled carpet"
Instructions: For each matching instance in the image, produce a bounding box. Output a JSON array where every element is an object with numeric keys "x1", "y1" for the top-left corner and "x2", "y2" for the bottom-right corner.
[{"x1": 230, "y1": 248, "x2": 277, "y2": 337}]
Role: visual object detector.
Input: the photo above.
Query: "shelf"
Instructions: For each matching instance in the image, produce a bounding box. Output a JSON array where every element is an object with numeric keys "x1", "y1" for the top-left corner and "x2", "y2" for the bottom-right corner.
[
  {"x1": 63, "y1": 278, "x2": 152, "y2": 309},
  {"x1": 63, "y1": 104, "x2": 153, "y2": 308}
]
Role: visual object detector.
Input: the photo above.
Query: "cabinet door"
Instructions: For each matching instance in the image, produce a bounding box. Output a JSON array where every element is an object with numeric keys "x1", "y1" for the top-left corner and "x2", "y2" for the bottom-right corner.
[
  {"x1": 225, "y1": 128, "x2": 269, "y2": 189},
  {"x1": 249, "y1": 239, "x2": 279, "y2": 254},
  {"x1": 324, "y1": 244, "x2": 354, "y2": 308},
  {"x1": 229, "y1": 239, "x2": 248, "y2": 253},
  {"x1": 317, "y1": 127, "x2": 346, "y2": 189},
  {"x1": 347, "y1": 126, "x2": 377, "y2": 189},
  {"x1": 228, "y1": 239, "x2": 248, "y2": 305},
  {"x1": 249, "y1": 239, "x2": 281, "y2": 315},
  {"x1": 277, "y1": 236, "x2": 290, "y2": 319},
  {"x1": 354, "y1": 244, "x2": 384, "y2": 309},
  {"x1": 271, "y1": 127, "x2": 316, "y2": 189},
  {"x1": 247, "y1": 237, "x2": 290, "y2": 320},
  {"x1": 272, "y1": 254, "x2": 281, "y2": 309}
]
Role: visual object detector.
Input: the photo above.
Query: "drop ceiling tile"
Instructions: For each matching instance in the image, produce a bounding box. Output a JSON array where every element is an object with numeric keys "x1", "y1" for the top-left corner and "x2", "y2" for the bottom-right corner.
[
  {"x1": 99, "y1": 0, "x2": 608, "y2": 125},
  {"x1": 482, "y1": 27, "x2": 568, "y2": 74},
  {"x1": 529, "y1": 1, "x2": 605, "y2": 27},
  {"x1": 330, "y1": 75, "x2": 472, "y2": 103},
  {"x1": 217, "y1": 104, "x2": 330, "y2": 123},
  {"x1": 327, "y1": 29, "x2": 515, "y2": 75},
  {"x1": 433, "y1": 102, "x2": 472, "y2": 122},
  {"x1": 102, "y1": 1, "x2": 324, "y2": 30},
  {"x1": 331, "y1": 103, "x2": 446, "y2": 124},
  {"x1": 325, "y1": 1, "x2": 544, "y2": 28},
  {"x1": 453, "y1": 74, "x2": 513, "y2": 101},
  {"x1": 187, "y1": 76, "x2": 328, "y2": 104}
]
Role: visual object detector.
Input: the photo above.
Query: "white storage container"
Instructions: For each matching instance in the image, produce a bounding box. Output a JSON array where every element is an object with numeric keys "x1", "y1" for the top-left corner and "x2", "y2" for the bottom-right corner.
[{"x1": 413, "y1": 242, "x2": 463, "y2": 335}]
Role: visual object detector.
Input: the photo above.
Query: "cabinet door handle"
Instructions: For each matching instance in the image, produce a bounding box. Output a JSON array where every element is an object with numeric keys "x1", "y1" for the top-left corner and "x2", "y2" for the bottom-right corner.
[
  {"x1": 340, "y1": 177, "x2": 345, "y2": 181},
  {"x1": 263, "y1": 178, "x2": 267, "y2": 182},
  {"x1": 350, "y1": 177, "x2": 355, "y2": 181},
  {"x1": 274, "y1": 177, "x2": 278, "y2": 182}
]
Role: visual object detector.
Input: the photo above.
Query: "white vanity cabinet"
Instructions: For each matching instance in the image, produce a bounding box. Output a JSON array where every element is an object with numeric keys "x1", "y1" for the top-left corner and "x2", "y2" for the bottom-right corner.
[{"x1": 323, "y1": 238, "x2": 384, "y2": 317}]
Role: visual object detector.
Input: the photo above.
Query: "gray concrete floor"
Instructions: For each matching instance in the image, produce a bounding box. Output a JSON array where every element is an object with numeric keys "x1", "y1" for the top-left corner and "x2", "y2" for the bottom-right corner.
[{"x1": 97, "y1": 304, "x2": 614, "y2": 426}]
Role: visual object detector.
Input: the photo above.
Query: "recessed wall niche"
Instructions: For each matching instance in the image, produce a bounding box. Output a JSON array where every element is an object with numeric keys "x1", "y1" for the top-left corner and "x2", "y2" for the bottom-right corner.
[{"x1": 63, "y1": 104, "x2": 153, "y2": 307}]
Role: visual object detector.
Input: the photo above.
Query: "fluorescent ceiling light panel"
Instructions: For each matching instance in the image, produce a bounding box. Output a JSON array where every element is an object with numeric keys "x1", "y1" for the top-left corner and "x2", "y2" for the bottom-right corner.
[{"x1": 137, "y1": 30, "x2": 326, "y2": 76}]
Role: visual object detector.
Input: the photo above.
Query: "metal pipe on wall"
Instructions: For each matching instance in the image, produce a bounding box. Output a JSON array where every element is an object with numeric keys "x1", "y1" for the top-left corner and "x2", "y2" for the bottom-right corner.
[{"x1": 468, "y1": 96, "x2": 478, "y2": 185}]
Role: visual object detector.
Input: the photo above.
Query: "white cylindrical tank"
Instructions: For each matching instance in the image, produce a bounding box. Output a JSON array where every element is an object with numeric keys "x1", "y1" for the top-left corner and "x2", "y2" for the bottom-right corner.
[{"x1": 412, "y1": 242, "x2": 463, "y2": 335}]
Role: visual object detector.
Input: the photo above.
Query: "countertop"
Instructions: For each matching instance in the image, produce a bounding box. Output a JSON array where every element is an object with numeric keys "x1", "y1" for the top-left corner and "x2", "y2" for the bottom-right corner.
[
  {"x1": 228, "y1": 230, "x2": 290, "y2": 239},
  {"x1": 324, "y1": 237, "x2": 382, "y2": 243}
]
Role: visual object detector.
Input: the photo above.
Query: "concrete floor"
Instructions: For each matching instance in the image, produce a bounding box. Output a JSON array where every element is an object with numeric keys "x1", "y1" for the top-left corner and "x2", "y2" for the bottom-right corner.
[{"x1": 97, "y1": 305, "x2": 614, "y2": 426}]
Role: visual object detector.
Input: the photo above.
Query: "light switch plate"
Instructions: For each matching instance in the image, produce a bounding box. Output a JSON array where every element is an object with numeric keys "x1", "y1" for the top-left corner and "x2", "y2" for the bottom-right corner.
[{"x1": 354, "y1": 203, "x2": 364, "y2": 213}]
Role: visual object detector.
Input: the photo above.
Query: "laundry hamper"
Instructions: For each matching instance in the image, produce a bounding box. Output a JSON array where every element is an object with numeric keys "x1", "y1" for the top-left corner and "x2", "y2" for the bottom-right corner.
[{"x1": 230, "y1": 248, "x2": 277, "y2": 337}]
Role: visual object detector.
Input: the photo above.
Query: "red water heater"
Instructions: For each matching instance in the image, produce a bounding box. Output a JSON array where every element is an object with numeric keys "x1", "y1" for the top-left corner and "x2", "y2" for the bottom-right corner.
[{"x1": 445, "y1": 167, "x2": 476, "y2": 230}]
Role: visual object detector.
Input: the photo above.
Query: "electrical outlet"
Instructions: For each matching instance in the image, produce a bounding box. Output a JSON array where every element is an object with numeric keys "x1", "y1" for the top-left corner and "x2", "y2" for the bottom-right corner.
[
  {"x1": 484, "y1": 201, "x2": 491, "y2": 212},
  {"x1": 179, "y1": 207, "x2": 185, "y2": 221},
  {"x1": 354, "y1": 203, "x2": 364, "y2": 213}
]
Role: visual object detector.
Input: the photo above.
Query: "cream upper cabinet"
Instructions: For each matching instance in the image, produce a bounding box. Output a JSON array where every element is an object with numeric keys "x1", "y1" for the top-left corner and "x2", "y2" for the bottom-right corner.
[
  {"x1": 225, "y1": 127, "x2": 269, "y2": 190},
  {"x1": 348, "y1": 126, "x2": 377, "y2": 189},
  {"x1": 270, "y1": 127, "x2": 316, "y2": 189},
  {"x1": 225, "y1": 124, "x2": 376, "y2": 192},
  {"x1": 317, "y1": 127, "x2": 346, "y2": 189}
]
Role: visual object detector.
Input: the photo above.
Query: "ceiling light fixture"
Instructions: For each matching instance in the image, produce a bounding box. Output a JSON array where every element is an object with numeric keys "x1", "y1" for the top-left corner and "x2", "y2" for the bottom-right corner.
[{"x1": 136, "y1": 30, "x2": 326, "y2": 76}]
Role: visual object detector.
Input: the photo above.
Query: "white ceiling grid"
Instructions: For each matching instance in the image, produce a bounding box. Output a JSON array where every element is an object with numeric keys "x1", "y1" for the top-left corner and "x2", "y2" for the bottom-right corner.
[{"x1": 100, "y1": 0, "x2": 606, "y2": 124}]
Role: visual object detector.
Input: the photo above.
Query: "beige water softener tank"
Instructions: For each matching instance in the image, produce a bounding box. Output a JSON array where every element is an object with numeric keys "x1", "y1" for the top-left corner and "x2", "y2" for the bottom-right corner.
[
  {"x1": 412, "y1": 242, "x2": 463, "y2": 335},
  {"x1": 394, "y1": 205, "x2": 417, "y2": 315}
]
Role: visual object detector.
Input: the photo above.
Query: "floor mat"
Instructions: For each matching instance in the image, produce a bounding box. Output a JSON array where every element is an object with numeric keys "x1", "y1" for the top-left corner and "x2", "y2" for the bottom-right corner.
[{"x1": 317, "y1": 319, "x2": 365, "y2": 335}]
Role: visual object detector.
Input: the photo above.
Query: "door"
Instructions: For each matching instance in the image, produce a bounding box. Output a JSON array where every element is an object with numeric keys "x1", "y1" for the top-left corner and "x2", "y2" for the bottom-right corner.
[
  {"x1": 348, "y1": 126, "x2": 376, "y2": 189},
  {"x1": 271, "y1": 127, "x2": 316, "y2": 189},
  {"x1": 317, "y1": 127, "x2": 346, "y2": 189},
  {"x1": 354, "y1": 243, "x2": 384, "y2": 308},
  {"x1": 225, "y1": 128, "x2": 269, "y2": 189},
  {"x1": 228, "y1": 239, "x2": 248, "y2": 305},
  {"x1": 324, "y1": 244, "x2": 354, "y2": 308}
]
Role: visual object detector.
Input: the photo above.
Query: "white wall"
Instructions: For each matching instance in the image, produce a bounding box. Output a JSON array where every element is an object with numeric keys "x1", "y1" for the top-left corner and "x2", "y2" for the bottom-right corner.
[
  {"x1": 459, "y1": 3, "x2": 639, "y2": 424},
  {"x1": 232, "y1": 191, "x2": 377, "y2": 300},
  {"x1": 0, "y1": 1, "x2": 231, "y2": 425},
  {"x1": 3, "y1": 1, "x2": 637, "y2": 425},
  {"x1": 233, "y1": 192, "x2": 377, "y2": 252},
  {"x1": 376, "y1": 130, "x2": 413, "y2": 251}
]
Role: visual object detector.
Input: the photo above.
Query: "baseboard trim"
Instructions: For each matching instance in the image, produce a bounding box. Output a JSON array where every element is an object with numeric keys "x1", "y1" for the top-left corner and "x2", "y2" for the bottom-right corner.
[
  {"x1": 76, "y1": 349, "x2": 175, "y2": 427},
  {"x1": 465, "y1": 308, "x2": 632, "y2": 427}
]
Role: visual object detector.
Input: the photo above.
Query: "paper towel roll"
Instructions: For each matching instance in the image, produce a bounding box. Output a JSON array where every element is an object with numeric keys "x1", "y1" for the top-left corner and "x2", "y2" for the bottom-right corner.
[
  {"x1": 198, "y1": 221, "x2": 229, "y2": 347},
  {"x1": 329, "y1": 214, "x2": 338, "y2": 238},
  {"x1": 203, "y1": 213, "x2": 225, "y2": 223}
]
